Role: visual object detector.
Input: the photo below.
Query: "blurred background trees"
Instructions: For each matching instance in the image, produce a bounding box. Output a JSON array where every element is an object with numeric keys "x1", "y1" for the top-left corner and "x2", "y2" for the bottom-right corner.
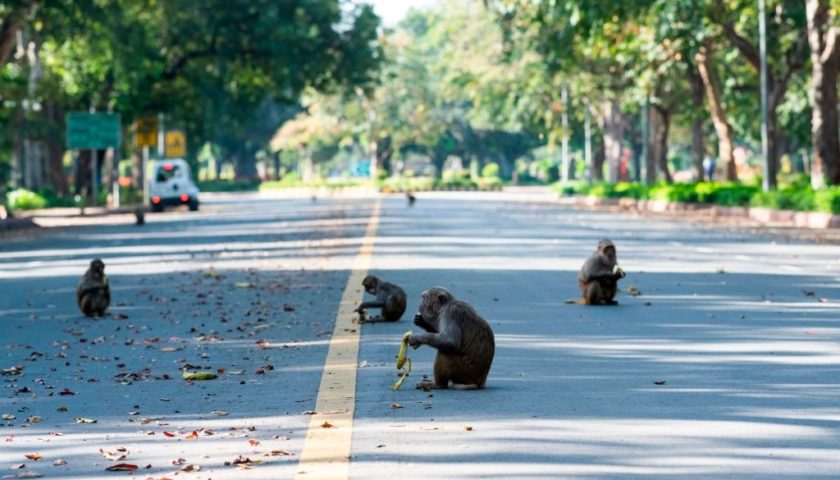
[{"x1": 3, "y1": 0, "x2": 840, "y2": 209}]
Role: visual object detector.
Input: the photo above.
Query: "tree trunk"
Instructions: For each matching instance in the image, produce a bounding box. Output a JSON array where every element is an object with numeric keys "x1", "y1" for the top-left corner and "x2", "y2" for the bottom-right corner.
[
  {"x1": 687, "y1": 62, "x2": 706, "y2": 181},
  {"x1": 695, "y1": 45, "x2": 737, "y2": 181},
  {"x1": 806, "y1": 0, "x2": 840, "y2": 187},
  {"x1": 599, "y1": 98, "x2": 623, "y2": 182},
  {"x1": 234, "y1": 152, "x2": 258, "y2": 180},
  {"x1": 43, "y1": 101, "x2": 66, "y2": 194},
  {"x1": 591, "y1": 137, "x2": 605, "y2": 181},
  {"x1": 0, "y1": 1, "x2": 37, "y2": 65},
  {"x1": 650, "y1": 106, "x2": 673, "y2": 183}
]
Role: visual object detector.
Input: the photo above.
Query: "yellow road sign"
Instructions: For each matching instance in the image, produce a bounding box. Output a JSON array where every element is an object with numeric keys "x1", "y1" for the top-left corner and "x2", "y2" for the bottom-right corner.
[
  {"x1": 165, "y1": 131, "x2": 186, "y2": 158},
  {"x1": 134, "y1": 116, "x2": 158, "y2": 148}
]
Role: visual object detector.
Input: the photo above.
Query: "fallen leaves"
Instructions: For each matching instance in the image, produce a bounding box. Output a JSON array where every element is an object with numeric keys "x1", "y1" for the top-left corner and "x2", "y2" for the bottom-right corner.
[
  {"x1": 99, "y1": 447, "x2": 128, "y2": 461},
  {"x1": 320, "y1": 421, "x2": 334, "y2": 428},
  {"x1": 1, "y1": 366, "x2": 23, "y2": 376},
  {"x1": 74, "y1": 417, "x2": 97, "y2": 424},
  {"x1": 104, "y1": 463, "x2": 137, "y2": 472},
  {"x1": 24, "y1": 454, "x2": 42, "y2": 461}
]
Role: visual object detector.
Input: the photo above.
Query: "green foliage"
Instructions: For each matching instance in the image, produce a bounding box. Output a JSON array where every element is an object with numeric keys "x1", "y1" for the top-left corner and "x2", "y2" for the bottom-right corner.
[
  {"x1": 6, "y1": 188, "x2": 47, "y2": 210},
  {"x1": 481, "y1": 162, "x2": 501, "y2": 178},
  {"x1": 555, "y1": 181, "x2": 764, "y2": 208},
  {"x1": 197, "y1": 180, "x2": 260, "y2": 193},
  {"x1": 814, "y1": 187, "x2": 840, "y2": 214}
]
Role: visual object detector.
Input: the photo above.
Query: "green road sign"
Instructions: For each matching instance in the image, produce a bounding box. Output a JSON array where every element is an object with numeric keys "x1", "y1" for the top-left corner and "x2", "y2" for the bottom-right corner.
[{"x1": 66, "y1": 112, "x2": 122, "y2": 149}]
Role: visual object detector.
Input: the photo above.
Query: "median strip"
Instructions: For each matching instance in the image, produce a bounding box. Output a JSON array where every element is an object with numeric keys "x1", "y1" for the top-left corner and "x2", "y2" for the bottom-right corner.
[{"x1": 295, "y1": 200, "x2": 381, "y2": 479}]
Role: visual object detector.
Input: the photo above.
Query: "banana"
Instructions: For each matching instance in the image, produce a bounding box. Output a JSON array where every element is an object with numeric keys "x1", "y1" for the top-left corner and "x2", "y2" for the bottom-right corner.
[{"x1": 391, "y1": 330, "x2": 413, "y2": 390}]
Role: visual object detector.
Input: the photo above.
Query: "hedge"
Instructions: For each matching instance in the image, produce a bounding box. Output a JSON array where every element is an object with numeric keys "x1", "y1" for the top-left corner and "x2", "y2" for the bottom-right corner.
[{"x1": 555, "y1": 181, "x2": 840, "y2": 214}]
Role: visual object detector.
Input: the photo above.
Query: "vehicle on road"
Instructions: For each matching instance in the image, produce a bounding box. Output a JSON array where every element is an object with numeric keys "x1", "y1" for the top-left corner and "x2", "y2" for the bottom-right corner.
[{"x1": 148, "y1": 159, "x2": 200, "y2": 212}]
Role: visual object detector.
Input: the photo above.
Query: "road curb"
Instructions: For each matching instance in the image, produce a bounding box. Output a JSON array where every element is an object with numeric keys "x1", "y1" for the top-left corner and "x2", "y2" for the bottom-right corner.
[{"x1": 569, "y1": 195, "x2": 840, "y2": 229}]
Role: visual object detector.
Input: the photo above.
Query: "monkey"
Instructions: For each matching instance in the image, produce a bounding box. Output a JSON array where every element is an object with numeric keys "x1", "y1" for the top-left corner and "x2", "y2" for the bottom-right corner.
[
  {"x1": 134, "y1": 208, "x2": 145, "y2": 226},
  {"x1": 574, "y1": 239, "x2": 625, "y2": 305},
  {"x1": 406, "y1": 191, "x2": 416, "y2": 207},
  {"x1": 354, "y1": 275, "x2": 407, "y2": 322},
  {"x1": 408, "y1": 287, "x2": 495, "y2": 389},
  {"x1": 77, "y1": 259, "x2": 111, "y2": 317}
]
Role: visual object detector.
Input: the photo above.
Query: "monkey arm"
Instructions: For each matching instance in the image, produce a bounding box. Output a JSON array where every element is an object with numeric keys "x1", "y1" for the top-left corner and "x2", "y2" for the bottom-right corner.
[
  {"x1": 588, "y1": 272, "x2": 623, "y2": 282},
  {"x1": 78, "y1": 284, "x2": 108, "y2": 297},
  {"x1": 356, "y1": 299, "x2": 386, "y2": 312},
  {"x1": 409, "y1": 325, "x2": 462, "y2": 354}
]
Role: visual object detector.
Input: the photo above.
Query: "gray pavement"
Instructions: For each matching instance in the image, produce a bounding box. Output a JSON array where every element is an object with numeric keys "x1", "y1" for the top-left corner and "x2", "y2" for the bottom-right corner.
[{"x1": 2, "y1": 192, "x2": 840, "y2": 479}]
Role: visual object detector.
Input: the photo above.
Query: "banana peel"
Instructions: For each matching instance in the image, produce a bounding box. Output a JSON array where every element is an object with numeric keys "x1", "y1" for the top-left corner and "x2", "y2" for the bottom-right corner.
[
  {"x1": 182, "y1": 370, "x2": 217, "y2": 381},
  {"x1": 391, "y1": 331, "x2": 412, "y2": 391}
]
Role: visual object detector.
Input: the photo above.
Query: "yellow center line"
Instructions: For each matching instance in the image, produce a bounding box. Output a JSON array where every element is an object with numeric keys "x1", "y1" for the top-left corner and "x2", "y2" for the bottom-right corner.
[{"x1": 295, "y1": 200, "x2": 381, "y2": 479}]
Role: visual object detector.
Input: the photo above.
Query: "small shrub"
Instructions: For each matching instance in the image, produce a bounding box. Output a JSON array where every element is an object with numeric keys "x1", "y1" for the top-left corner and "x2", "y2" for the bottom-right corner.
[
  {"x1": 481, "y1": 163, "x2": 500, "y2": 178},
  {"x1": 814, "y1": 187, "x2": 840, "y2": 214},
  {"x1": 6, "y1": 188, "x2": 47, "y2": 210}
]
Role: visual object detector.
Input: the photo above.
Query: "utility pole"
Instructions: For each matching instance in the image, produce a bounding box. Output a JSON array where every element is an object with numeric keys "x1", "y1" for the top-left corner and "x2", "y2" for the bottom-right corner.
[
  {"x1": 584, "y1": 97, "x2": 592, "y2": 181},
  {"x1": 759, "y1": 0, "x2": 772, "y2": 191},
  {"x1": 561, "y1": 85, "x2": 570, "y2": 183},
  {"x1": 641, "y1": 94, "x2": 650, "y2": 183}
]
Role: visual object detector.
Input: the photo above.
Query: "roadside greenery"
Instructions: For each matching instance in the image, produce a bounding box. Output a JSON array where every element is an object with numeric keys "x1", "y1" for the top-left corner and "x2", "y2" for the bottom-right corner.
[{"x1": 556, "y1": 180, "x2": 840, "y2": 214}]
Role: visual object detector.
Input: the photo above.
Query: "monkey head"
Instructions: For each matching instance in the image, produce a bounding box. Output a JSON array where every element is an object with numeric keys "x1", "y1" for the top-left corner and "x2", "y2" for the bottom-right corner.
[
  {"x1": 89, "y1": 258, "x2": 106, "y2": 280},
  {"x1": 414, "y1": 287, "x2": 454, "y2": 333},
  {"x1": 596, "y1": 239, "x2": 617, "y2": 267},
  {"x1": 361, "y1": 275, "x2": 379, "y2": 294}
]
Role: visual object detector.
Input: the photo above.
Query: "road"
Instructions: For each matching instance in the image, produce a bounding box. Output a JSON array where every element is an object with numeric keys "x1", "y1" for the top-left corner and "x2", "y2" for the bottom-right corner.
[{"x1": 1, "y1": 192, "x2": 839, "y2": 479}]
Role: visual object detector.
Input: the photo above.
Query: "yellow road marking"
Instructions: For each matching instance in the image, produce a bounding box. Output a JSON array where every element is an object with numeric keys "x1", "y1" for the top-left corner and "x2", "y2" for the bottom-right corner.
[{"x1": 295, "y1": 200, "x2": 380, "y2": 479}]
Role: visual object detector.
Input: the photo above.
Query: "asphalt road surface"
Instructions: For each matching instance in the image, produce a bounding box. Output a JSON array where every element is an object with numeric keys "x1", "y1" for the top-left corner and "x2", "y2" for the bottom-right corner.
[{"x1": 1, "y1": 192, "x2": 839, "y2": 480}]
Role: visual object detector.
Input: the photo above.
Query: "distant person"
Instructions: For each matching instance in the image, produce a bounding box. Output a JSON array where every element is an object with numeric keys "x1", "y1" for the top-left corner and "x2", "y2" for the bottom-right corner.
[{"x1": 703, "y1": 155, "x2": 716, "y2": 181}]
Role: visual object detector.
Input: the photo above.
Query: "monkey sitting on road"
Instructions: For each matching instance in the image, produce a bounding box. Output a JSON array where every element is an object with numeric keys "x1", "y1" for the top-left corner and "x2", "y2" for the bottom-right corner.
[
  {"x1": 409, "y1": 287, "x2": 495, "y2": 389},
  {"x1": 574, "y1": 239, "x2": 625, "y2": 305},
  {"x1": 77, "y1": 258, "x2": 111, "y2": 317},
  {"x1": 354, "y1": 275, "x2": 407, "y2": 322},
  {"x1": 406, "y1": 191, "x2": 416, "y2": 207}
]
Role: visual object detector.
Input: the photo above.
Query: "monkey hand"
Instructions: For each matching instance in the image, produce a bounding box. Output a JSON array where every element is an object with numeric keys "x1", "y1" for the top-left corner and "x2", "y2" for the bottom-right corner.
[
  {"x1": 407, "y1": 334, "x2": 422, "y2": 349},
  {"x1": 613, "y1": 266, "x2": 626, "y2": 279}
]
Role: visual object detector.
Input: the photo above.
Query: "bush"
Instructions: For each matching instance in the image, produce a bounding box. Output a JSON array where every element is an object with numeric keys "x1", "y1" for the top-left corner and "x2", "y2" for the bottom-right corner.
[
  {"x1": 750, "y1": 187, "x2": 816, "y2": 211},
  {"x1": 814, "y1": 187, "x2": 840, "y2": 214},
  {"x1": 475, "y1": 176, "x2": 503, "y2": 189},
  {"x1": 6, "y1": 188, "x2": 47, "y2": 210},
  {"x1": 198, "y1": 180, "x2": 260, "y2": 192},
  {"x1": 481, "y1": 163, "x2": 500, "y2": 178}
]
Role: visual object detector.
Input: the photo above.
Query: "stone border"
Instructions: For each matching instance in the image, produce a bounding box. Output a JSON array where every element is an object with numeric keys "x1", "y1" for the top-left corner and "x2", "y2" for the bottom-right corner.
[{"x1": 573, "y1": 195, "x2": 840, "y2": 229}]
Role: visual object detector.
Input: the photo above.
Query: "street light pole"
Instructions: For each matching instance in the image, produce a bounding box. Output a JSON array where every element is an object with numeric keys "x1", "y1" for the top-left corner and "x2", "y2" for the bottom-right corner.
[
  {"x1": 561, "y1": 85, "x2": 570, "y2": 183},
  {"x1": 759, "y1": 0, "x2": 772, "y2": 191}
]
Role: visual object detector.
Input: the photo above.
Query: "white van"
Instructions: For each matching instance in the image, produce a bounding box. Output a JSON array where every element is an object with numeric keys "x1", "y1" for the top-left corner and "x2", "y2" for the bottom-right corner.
[{"x1": 148, "y1": 159, "x2": 200, "y2": 212}]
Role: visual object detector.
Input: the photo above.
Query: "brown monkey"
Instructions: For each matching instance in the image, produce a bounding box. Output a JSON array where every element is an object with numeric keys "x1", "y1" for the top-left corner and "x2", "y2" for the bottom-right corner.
[
  {"x1": 354, "y1": 275, "x2": 407, "y2": 322},
  {"x1": 77, "y1": 259, "x2": 111, "y2": 317},
  {"x1": 408, "y1": 287, "x2": 494, "y2": 389},
  {"x1": 406, "y1": 191, "x2": 416, "y2": 207},
  {"x1": 576, "y1": 239, "x2": 625, "y2": 305}
]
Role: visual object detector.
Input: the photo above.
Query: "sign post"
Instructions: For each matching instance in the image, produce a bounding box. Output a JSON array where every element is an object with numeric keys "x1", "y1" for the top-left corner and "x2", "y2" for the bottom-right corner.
[
  {"x1": 165, "y1": 131, "x2": 186, "y2": 158},
  {"x1": 133, "y1": 116, "x2": 158, "y2": 205},
  {"x1": 66, "y1": 112, "x2": 121, "y2": 207}
]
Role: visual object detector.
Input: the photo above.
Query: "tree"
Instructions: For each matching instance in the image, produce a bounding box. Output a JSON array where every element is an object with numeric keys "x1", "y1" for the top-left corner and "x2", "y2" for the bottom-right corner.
[{"x1": 805, "y1": 0, "x2": 840, "y2": 186}]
